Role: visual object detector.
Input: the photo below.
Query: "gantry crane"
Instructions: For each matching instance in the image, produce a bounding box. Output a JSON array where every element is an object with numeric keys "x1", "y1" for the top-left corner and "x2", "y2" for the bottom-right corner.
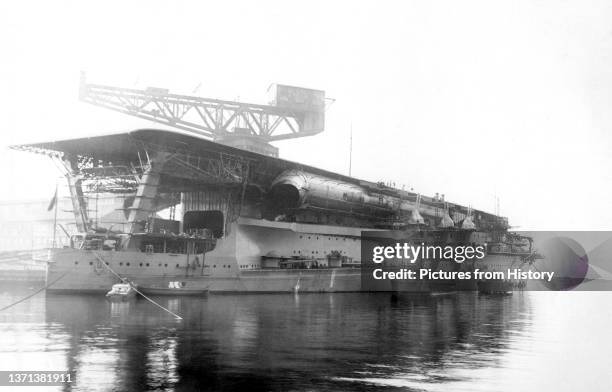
[{"x1": 78, "y1": 73, "x2": 327, "y2": 157}]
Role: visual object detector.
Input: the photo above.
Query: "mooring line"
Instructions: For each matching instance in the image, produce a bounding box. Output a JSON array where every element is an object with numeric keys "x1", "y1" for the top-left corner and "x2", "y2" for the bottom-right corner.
[
  {"x1": 0, "y1": 267, "x2": 74, "y2": 313},
  {"x1": 92, "y1": 252, "x2": 183, "y2": 320}
]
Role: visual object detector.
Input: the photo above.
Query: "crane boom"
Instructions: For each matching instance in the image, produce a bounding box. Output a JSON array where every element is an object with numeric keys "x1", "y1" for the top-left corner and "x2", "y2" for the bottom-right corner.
[{"x1": 78, "y1": 73, "x2": 326, "y2": 157}]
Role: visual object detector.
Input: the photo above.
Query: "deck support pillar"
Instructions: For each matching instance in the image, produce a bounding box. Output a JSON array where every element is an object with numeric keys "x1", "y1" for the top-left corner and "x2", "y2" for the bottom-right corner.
[{"x1": 125, "y1": 153, "x2": 168, "y2": 236}]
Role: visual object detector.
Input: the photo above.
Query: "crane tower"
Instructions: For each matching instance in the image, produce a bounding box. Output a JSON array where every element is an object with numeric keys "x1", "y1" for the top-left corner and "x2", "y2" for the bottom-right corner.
[{"x1": 79, "y1": 73, "x2": 326, "y2": 157}]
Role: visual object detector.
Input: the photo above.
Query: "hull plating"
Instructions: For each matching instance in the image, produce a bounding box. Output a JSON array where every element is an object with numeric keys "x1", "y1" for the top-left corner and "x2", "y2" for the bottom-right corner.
[{"x1": 45, "y1": 220, "x2": 526, "y2": 294}]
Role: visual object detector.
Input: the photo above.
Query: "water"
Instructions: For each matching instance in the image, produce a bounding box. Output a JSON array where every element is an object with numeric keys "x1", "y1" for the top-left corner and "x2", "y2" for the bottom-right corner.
[{"x1": 0, "y1": 285, "x2": 611, "y2": 392}]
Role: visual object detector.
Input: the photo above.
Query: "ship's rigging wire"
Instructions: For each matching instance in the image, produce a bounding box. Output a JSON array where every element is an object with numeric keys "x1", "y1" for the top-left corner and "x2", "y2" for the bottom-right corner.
[
  {"x1": 0, "y1": 267, "x2": 74, "y2": 313},
  {"x1": 92, "y1": 252, "x2": 184, "y2": 320}
]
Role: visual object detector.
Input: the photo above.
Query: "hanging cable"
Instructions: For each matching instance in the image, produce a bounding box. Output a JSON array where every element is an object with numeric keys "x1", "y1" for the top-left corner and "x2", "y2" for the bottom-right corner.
[{"x1": 0, "y1": 267, "x2": 74, "y2": 313}]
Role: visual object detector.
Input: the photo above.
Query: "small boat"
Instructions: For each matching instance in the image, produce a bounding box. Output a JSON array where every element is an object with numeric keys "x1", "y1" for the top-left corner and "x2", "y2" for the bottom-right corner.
[
  {"x1": 138, "y1": 286, "x2": 208, "y2": 296},
  {"x1": 105, "y1": 281, "x2": 138, "y2": 301}
]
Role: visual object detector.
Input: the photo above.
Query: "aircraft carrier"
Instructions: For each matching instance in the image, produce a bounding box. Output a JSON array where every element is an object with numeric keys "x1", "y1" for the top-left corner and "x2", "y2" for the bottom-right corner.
[{"x1": 10, "y1": 77, "x2": 534, "y2": 293}]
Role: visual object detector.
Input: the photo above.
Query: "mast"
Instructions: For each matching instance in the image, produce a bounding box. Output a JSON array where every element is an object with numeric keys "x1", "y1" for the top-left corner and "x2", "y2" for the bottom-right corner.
[{"x1": 349, "y1": 123, "x2": 353, "y2": 177}]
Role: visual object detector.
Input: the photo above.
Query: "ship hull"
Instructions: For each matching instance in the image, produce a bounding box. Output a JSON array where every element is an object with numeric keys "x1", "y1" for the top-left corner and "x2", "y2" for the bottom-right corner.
[
  {"x1": 45, "y1": 219, "x2": 526, "y2": 294},
  {"x1": 475, "y1": 253, "x2": 531, "y2": 293}
]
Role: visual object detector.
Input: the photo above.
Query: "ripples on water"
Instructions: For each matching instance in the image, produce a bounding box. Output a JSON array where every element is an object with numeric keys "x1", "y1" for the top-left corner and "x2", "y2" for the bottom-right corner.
[{"x1": 0, "y1": 285, "x2": 611, "y2": 392}]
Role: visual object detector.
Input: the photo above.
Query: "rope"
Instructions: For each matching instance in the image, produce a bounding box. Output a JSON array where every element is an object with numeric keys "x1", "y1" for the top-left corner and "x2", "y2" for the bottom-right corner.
[
  {"x1": 129, "y1": 285, "x2": 184, "y2": 321},
  {"x1": 0, "y1": 267, "x2": 74, "y2": 313},
  {"x1": 92, "y1": 252, "x2": 183, "y2": 320}
]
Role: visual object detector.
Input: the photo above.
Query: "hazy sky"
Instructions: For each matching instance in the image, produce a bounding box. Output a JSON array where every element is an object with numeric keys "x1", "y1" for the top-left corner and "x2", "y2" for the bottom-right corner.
[{"x1": 1, "y1": 0, "x2": 611, "y2": 230}]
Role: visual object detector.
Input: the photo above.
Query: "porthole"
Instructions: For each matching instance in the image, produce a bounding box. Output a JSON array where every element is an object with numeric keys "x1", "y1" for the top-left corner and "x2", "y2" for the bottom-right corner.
[
  {"x1": 119, "y1": 262, "x2": 123, "y2": 266},
  {"x1": 126, "y1": 262, "x2": 130, "y2": 266},
  {"x1": 146, "y1": 263, "x2": 150, "y2": 267},
  {"x1": 164, "y1": 264, "x2": 168, "y2": 267},
  {"x1": 74, "y1": 261, "x2": 79, "y2": 265},
  {"x1": 139, "y1": 263, "x2": 143, "y2": 267},
  {"x1": 176, "y1": 264, "x2": 179, "y2": 268},
  {"x1": 89, "y1": 261, "x2": 93, "y2": 266}
]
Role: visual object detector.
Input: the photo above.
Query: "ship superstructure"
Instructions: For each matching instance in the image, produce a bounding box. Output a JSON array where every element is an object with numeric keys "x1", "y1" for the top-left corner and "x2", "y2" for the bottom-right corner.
[{"x1": 10, "y1": 79, "x2": 531, "y2": 293}]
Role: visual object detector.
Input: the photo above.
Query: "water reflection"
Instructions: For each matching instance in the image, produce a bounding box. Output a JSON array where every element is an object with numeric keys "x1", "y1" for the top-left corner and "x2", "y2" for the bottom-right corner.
[{"x1": 3, "y1": 286, "x2": 590, "y2": 392}]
